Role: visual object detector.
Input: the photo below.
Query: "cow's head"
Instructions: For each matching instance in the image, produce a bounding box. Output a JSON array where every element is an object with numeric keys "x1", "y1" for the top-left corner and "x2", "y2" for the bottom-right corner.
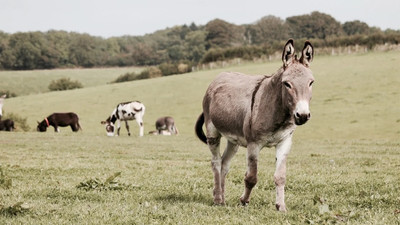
[
  {"x1": 37, "y1": 120, "x2": 48, "y2": 132},
  {"x1": 101, "y1": 117, "x2": 115, "y2": 136}
]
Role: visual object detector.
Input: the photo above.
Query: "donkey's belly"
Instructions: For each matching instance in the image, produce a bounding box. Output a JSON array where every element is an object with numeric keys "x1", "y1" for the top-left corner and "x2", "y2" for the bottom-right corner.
[{"x1": 223, "y1": 133, "x2": 248, "y2": 147}]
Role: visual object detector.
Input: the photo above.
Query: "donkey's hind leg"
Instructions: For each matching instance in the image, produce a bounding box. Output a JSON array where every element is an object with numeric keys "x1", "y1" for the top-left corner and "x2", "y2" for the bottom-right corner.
[
  {"x1": 206, "y1": 123, "x2": 223, "y2": 204},
  {"x1": 221, "y1": 140, "x2": 239, "y2": 203}
]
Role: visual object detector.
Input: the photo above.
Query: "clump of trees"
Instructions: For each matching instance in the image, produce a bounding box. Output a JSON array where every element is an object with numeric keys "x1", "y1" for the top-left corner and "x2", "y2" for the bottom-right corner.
[
  {"x1": 48, "y1": 78, "x2": 83, "y2": 91},
  {"x1": 0, "y1": 11, "x2": 399, "y2": 71}
]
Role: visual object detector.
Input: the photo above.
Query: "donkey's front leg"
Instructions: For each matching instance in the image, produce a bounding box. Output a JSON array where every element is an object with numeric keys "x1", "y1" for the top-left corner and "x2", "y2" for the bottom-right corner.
[
  {"x1": 240, "y1": 143, "x2": 261, "y2": 205},
  {"x1": 116, "y1": 120, "x2": 121, "y2": 136},
  {"x1": 274, "y1": 135, "x2": 292, "y2": 212}
]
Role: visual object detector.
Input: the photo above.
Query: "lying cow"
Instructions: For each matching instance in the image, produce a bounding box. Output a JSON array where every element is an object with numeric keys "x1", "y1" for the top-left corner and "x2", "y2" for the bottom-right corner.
[
  {"x1": 0, "y1": 119, "x2": 15, "y2": 131},
  {"x1": 155, "y1": 116, "x2": 178, "y2": 135},
  {"x1": 148, "y1": 130, "x2": 172, "y2": 135},
  {"x1": 101, "y1": 101, "x2": 145, "y2": 136},
  {"x1": 37, "y1": 112, "x2": 81, "y2": 132}
]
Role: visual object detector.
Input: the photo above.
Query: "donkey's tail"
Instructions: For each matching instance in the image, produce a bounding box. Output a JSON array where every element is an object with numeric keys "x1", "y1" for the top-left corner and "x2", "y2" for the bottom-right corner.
[{"x1": 195, "y1": 113, "x2": 207, "y2": 144}]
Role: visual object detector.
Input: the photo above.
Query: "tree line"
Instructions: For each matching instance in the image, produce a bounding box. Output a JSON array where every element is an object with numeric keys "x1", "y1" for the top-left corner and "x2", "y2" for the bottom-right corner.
[{"x1": 0, "y1": 11, "x2": 399, "y2": 70}]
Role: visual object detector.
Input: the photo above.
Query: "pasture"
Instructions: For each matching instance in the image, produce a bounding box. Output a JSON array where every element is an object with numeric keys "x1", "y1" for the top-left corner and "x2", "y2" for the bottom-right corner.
[{"x1": 0, "y1": 51, "x2": 399, "y2": 224}]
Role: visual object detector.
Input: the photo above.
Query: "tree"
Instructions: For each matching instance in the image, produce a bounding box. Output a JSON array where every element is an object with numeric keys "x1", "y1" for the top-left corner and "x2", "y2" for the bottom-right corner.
[
  {"x1": 205, "y1": 19, "x2": 245, "y2": 49},
  {"x1": 245, "y1": 16, "x2": 289, "y2": 45},
  {"x1": 286, "y1": 11, "x2": 343, "y2": 39},
  {"x1": 343, "y1": 20, "x2": 371, "y2": 36}
]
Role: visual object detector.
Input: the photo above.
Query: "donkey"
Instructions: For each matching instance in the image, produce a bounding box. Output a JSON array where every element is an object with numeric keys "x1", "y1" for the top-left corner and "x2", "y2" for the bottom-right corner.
[
  {"x1": 0, "y1": 94, "x2": 6, "y2": 120},
  {"x1": 155, "y1": 116, "x2": 179, "y2": 135},
  {"x1": 195, "y1": 39, "x2": 314, "y2": 211},
  {"x1": 101, "y1": 101, "x2": 145, "y2": 137},
  {"x1": 37, "y1": 112, "x2": 81, "y2": 132}
]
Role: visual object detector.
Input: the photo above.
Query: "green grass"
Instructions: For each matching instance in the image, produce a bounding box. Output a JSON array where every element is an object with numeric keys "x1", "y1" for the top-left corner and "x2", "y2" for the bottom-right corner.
[
  {"x1": 0, "y1": 67, "x2": 143, "y2": 96},
  {"x1": 0, "y1": 51, "x2": 400, "y2": 224}
]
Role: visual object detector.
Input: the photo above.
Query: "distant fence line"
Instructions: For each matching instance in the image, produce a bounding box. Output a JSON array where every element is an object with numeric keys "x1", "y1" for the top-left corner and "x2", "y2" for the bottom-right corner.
[{"x1": 192, "y1": 43, "x2": 400, "y2": 72}]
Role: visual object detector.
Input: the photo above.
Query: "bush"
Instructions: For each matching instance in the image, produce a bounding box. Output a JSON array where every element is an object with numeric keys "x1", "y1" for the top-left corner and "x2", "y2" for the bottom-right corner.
[
  {"x1": 177, "y1": 63, "x2": 190, "y2": 74},
  {"x1": 3, "y1": 112, "x2": 30, "y2": 132},
  {"x1": 48, "y1": 78, "x2": 83, "y2": 91},
  {"x1": 158, "y1": 63, "x2": 179, "y2": 76},
  {"x1": 0, "y1": 91, "x2": 17, "y2": 98},
  {"x1": 112, "y1": 72, "x2": 137, "y2": 83}
]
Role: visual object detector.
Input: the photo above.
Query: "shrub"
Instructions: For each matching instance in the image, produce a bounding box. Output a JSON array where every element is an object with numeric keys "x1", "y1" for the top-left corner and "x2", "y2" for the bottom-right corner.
[
  {"x1": 158, "y1": 63, "x2": 179, "y2": 76},
  {"x1": 48, "y1": 78, "x2": 83, "y2": 91},
  {"x1": 112, "y1": 72, "x2": 137, "y2": 83},
  {"x1": 177, "y1": 63, "x2": 190, "y2": 74},
  {"x1": 0, "y1": 91, "x2": 17, "y2": 98},
  {"x1": 148, "y1": 67, "x2": 162, "y2": 78}
]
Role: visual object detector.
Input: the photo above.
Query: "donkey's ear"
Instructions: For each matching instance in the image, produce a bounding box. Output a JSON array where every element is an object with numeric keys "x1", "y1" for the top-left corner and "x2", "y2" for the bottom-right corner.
[
  {"x1": 37, "y1": 121, "x2": 40, "y2": 124},
  {"x1": 101, "y1": 121, "x2": 106, "y2": 124},
  {"x1": 300, "y1": 41, "x2": 314, "y2": 67},
  {"x1": 282, "y1": 39, "x2": 295, "y2": 67}
]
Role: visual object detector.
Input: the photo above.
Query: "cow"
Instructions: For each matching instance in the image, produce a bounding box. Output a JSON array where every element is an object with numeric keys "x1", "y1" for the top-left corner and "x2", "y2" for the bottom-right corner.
[
  {"x1": 37, "y1": 112, "x2": 81, "y2": 132},
  {"x1": 195, "y1": 39, "x2": 315, "y2": 211},
  {"x1": 155, "y1": 116, "x2": 179, "y2": 135},
  {"x1": 101, "y1": 101, "x2": 145, "y2": 137},
  {"x1": 0, "y1": 119, "x2": 15, "y2": 131}
]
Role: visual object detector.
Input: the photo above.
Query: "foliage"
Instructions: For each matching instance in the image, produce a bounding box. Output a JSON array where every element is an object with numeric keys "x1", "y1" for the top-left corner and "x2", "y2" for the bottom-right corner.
[
  {"x1": 0, "y1": 12, "x2": 400, "y2": 70},
  {"x1": 0, "y1": 202, "x2": 30, "y2": 217},
  {"x1": 77, "y1": 172, "x2": 136, "y2": 191},
  {"x1": 48, "y1": 77, "x2": 83, "y2": 91},
  {"x1": 0, "y1": 90, "x2": 17, "y2": 98},
  {"x1": 112, "y1": 72, "x2": 138, "y2": 83},
  {"x1": 2, "y1": 112, "x2": 30, "y2": 131}
]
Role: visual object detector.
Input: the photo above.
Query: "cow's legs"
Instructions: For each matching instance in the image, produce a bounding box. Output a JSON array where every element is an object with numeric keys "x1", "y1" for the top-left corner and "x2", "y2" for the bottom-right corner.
[
  {"x1": 54, "y1": 125, "x2": 59, "y2": 132},
  {"x1": 116, "y1": 120, "x2": 121, "y2": 136},
  {"x1": 240, "y1": 143, "x2": 261, "y2": 205},
  {"x1": 124, "y1": 121, "x2": 131, "y2": 136},
  {"x1": 220, "y1": 140, "x2": 239, "y2": 203},
  {"x1": 274, "y1": 135, "x2": 292, "y2": 212},
  {"x1": 135, "y1": 117, "x2": 144, "y2": 137}
]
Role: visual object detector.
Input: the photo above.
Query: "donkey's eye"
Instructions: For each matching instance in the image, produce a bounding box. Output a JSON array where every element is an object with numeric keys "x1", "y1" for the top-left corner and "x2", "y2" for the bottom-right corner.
[
  {"x1": 283, "y1": 82, "x2": 292, "y2": 89},
  {"x1": 309, "y1": 80, "x2": 314, "y2": 87}
]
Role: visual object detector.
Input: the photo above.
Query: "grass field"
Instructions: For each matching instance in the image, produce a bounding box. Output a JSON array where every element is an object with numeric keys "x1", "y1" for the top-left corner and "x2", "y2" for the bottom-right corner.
[
  {"x1": 0, "y1": 51, "x2": 400, "y2": 224},
  {"x1": 0, "y1": 67, "x2": 142, "y2": 96}
]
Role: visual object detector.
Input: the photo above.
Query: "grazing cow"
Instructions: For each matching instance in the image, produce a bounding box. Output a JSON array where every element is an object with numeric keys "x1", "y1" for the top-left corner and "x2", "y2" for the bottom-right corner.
[
  {"x1": 101, "y1": 101, "x2": 145, "y2": 137},
  {"x1": 0, "y1": 94, "x2": 6, "y2": 120},
  {"x1": 195, "y1": 39, "x2": 315, "y2": 211},
  {"x1": 0, "y1": 119, "x2": 15, "y2": 131},
  {"x1": 155, "y1": 116, "x2": 179, "y2": 135},
  {"x1": 37, "y1": 112, "x2": 81, "y2": 132}
]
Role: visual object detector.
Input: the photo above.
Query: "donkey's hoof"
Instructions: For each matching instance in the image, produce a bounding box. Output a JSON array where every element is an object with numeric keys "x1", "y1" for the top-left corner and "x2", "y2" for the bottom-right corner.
[
  {"x1": 239, "y1": 197, "x2": 249, "y2": 206},
  {"x1": 275, "y1": 204, "x2": 287, "y2": 212},
  {"x1": 213, "y1": 198, "x2": 224, "y2": 205}
]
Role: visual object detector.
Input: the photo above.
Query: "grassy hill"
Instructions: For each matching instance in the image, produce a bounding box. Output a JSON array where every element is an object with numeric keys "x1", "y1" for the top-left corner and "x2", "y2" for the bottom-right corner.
[{"x1": 0, "y1": 51, "x2": 399, "y2": 224}]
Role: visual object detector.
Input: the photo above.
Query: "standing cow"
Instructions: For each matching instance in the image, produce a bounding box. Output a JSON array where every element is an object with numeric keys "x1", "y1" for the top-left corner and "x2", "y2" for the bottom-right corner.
[
  {"x1": 101, "y1": 101, "x2": 145, "y2": 137},
  {"x1": 155, "y1": 116, "x2": 179, "y2": 135},
  {"x1": 195, "y1": 39, "x2": 315, "y2": 211},
  {"x1": 37, "y1": 112, "x2": 81, "y2": 132}
]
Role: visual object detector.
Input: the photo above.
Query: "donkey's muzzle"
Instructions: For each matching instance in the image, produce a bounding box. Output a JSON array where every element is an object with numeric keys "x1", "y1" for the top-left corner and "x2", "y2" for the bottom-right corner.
[{"x1": 294, "y1": 112, "x2": 311, "y2": 125}]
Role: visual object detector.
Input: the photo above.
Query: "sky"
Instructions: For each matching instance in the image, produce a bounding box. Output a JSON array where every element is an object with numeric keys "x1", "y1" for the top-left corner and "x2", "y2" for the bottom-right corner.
[{"x1": 0, "y1": 0, "x2": 399, "y2": 38}]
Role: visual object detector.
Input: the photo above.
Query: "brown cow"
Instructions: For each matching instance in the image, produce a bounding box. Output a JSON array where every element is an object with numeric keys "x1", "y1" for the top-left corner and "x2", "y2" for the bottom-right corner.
[{"x1": 37, "y1": 112, "x2": 81, "y2": 132}]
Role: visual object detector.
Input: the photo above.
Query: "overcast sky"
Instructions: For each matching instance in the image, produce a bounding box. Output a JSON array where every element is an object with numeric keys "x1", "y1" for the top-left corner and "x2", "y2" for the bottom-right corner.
[{"x1": 1, "y1": 0, "x2": 399, "y2": 38}]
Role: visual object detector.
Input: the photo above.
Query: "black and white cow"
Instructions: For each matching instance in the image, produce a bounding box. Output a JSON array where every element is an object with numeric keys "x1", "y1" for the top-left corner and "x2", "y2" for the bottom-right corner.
[{"x1": 101, "y1": 101, "x2": 145, "y2": 137}]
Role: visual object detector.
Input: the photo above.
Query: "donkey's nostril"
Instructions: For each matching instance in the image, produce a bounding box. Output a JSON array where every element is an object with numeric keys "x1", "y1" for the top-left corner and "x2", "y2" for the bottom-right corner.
[
  {"x1": 295, "y1": 112, "x2": 300, "y2": 118},
  {"x1": 307, "y1": 113, "x2": 311, "y2": 119}
]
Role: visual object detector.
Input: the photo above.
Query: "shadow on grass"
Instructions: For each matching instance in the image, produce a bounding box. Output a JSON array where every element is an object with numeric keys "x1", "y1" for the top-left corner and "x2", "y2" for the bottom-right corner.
[{"x1": 155, "y1": 192, "x2": 212, "y2": 205}]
